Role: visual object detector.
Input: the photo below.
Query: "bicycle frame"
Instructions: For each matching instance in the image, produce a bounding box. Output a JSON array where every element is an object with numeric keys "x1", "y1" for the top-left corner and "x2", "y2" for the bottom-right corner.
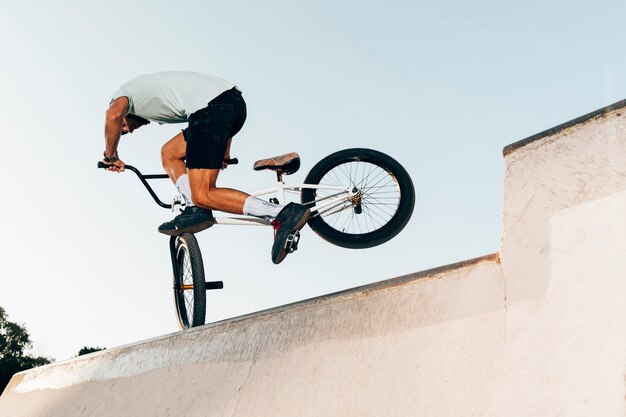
[{"x1": 118, "y1": 164, "x2": 357, "y2": 227}]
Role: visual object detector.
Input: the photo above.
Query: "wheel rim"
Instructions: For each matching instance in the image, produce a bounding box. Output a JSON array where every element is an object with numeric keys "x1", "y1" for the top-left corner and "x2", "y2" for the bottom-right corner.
[
  {"x1": 313, "y1": 160, "x2": 401, "y2": 235},
  {"x1": 176, "y1": 245, "x2": 194, "y2": 328}
]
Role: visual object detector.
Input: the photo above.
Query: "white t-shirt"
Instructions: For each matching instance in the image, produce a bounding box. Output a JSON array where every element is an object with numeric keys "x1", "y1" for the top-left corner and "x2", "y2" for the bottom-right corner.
[{"x1": 111, "y1": 71, "x2": 236, "y2": 124}]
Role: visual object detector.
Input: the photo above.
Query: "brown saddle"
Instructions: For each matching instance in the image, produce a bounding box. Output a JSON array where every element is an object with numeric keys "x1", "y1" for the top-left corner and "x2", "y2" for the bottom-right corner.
[{"x1": 253, "y1": 152, "x2": 300, "y2": 175}]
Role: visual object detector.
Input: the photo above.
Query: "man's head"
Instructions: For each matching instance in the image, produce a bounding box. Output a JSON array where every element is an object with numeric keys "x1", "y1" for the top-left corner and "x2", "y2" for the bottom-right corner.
[{"x1": 121, "y1": 113, "x2": 150, "y2": 135}]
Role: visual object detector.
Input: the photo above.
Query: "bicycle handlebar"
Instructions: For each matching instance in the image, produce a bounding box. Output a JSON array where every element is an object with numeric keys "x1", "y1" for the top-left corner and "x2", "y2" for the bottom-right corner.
[
  {"x1": 97, "y1": 158, "x2": 239, "y2": 209},
  {"x1": 97, "y1": 158, "x2": 239, "y2": 171}
]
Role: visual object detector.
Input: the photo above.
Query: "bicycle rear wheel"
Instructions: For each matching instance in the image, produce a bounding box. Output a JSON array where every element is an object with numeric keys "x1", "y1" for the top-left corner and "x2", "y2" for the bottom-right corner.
[
  {"x1": 301, "y1": 148, "x2": 415, "y2": 249},
  {"x1": 171, "y1": 233, "x2": 206, "y2": 329}
]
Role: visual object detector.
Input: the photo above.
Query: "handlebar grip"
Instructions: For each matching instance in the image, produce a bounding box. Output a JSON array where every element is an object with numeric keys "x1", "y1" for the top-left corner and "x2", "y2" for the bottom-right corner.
[{"x1": 97, "y1": 161, "x2": 111, "y2": 169}]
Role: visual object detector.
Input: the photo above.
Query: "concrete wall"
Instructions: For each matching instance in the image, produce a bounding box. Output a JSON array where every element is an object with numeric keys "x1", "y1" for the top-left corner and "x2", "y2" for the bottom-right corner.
[
  {"x1": 496, "y1": 105, "x2": 626, "y2": 416},
  {"x1": 2, "y1": 102, "x2": 626, "y2": 416}
]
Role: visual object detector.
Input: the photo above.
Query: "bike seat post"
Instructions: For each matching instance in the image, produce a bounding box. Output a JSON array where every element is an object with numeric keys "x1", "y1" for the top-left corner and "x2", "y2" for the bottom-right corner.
[{"x1": 276, "y1": 171, "x2": 286, "y2": 204}]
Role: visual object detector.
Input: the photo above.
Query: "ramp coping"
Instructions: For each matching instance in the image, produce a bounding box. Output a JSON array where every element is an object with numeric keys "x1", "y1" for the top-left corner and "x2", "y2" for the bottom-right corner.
[{"x1": 503, "y1": 98, "x2": 626, "y2": 156}]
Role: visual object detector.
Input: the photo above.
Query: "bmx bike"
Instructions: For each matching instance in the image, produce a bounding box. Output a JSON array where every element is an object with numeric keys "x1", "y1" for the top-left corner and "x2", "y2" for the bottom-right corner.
[{"x1": 98, "y1": 148, "x2": 415, "y2": 329}]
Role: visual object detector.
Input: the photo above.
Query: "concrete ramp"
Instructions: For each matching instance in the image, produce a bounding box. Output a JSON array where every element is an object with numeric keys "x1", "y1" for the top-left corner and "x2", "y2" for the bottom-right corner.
[{"x1": 2, "y1": 101, "x2": 626, "y2": 416}]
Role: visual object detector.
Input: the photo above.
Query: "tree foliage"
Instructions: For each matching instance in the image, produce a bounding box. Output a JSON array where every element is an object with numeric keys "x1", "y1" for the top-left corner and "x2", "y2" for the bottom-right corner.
[
  {"x1": 77, "y1": 346, "x2": 105, "y2": 356},
  {"x1": 0, "y1": 307, "x2": 53, "y2": 394}
]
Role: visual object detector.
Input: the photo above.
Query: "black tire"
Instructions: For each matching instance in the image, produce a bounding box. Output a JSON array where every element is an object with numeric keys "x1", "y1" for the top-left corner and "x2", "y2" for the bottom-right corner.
[
  {"x1": 301, "y1": 148, "x2": 415, "y2": 249},
  {"x1": 171, "y1": 233, "x2": 206, "y2": 329}
]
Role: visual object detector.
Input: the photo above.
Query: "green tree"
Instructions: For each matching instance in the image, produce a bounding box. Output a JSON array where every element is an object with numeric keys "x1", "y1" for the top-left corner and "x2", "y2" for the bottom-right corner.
[
  {"x1": 77, "y1": 346, "x2": 105, "y2": 356},
  {"x1": 0, "y1": 307, "x2": 53, "y2": 394}
]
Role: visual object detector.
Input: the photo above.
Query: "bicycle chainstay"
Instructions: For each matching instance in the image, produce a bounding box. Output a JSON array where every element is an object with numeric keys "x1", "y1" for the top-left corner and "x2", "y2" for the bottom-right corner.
[{"x1": 303, "y1": 190, "x2": 355, "y2": 218}]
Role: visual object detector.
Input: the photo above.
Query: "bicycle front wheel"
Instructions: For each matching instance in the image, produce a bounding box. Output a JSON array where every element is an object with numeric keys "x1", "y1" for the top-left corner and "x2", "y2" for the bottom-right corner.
[
  {"x1": 301, "y1": 148, "x2": 415, "y2": 249},
  {"x1": 171, "y1": 233, "x2": 206, "y2": 329}
]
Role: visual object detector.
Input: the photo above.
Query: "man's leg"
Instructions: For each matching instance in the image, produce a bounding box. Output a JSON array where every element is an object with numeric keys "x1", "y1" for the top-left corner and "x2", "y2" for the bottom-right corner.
[
  {"x1": 158, "y1": 132, "x2": 217, "y2": 235},
  {"x1": 161, "y1": 132, "x2": 283, "y2": 219},
  {"x1": 161, "y1": 132, "x2": 197, "y2": 206},
  {"x1": 189, "y1": 166, "x2": 310, "y2": 264},
  {"x1": 187, "y1": 168, "x2": 248, "y2": 214},
  {"x1": 161, "y1": 132, "x2": 187, "y2": 183}
]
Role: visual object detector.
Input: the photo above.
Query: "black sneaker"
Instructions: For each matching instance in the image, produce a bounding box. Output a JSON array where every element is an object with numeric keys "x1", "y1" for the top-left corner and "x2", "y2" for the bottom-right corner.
[
  {"x1": 271, "y1": 202, "x2": 311, "y2": 264},
  {"x1": 158, "y1": 206, "x2": 215, "y2": 236}
]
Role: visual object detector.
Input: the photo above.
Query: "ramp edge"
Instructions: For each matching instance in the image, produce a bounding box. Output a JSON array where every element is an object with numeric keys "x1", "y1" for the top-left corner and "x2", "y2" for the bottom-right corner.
[{"x1": 503, "y1": 98, "x2": 626, "y2": 156}]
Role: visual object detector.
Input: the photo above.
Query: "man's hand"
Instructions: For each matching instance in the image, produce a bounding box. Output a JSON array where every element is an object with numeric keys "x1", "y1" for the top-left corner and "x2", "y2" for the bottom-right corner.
[{"x1": 103, "y1": 158, "x2": 126, "y2": 172}]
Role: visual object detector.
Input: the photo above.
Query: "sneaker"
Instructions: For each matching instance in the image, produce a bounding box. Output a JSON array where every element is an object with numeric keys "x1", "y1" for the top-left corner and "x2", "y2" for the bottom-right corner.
[
  {"x1": 158, "y1": 206, "x2": 215, "y2": 236},
  {"x1": 271, "y1": 202, "x2": 311, "y2": 264}
]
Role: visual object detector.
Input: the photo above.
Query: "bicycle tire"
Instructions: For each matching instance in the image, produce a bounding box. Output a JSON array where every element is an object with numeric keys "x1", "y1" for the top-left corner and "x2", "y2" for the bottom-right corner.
[
  {"x1": 171, "y1": 233, "x2": 206, "y2": 329},
  {"x1": 301, "y1": 148, "x2": 415, "y2": 249}
]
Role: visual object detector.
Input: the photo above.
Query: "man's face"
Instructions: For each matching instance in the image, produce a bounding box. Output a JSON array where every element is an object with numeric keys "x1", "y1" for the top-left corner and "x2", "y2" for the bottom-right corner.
[{"x1": 121, "y1": 117, "x2": 145, "y2": 135}]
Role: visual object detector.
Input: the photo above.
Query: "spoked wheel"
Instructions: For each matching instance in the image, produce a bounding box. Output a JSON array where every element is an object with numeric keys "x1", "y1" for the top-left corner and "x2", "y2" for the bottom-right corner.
[
  {"x1": 301, "y1": 148, "x2": 415, "y2": 249},
  {"x1": 170, "y1": 233, "x2": 206, "y2": 329}
]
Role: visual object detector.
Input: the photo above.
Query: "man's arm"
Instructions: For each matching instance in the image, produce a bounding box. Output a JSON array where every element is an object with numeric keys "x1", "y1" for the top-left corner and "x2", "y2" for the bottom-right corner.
[
  {"x1": 103, "y1": 97, "x2": 129, "y2": 171},
  {"x1": 105, "y1": 96, "x2": 129, "y2": 156}
]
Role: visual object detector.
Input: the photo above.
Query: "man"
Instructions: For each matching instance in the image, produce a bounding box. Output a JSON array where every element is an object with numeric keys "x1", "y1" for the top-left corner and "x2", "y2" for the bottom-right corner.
[{"x1": 103, "y1": 71, "x2": 310, "y2": 264}]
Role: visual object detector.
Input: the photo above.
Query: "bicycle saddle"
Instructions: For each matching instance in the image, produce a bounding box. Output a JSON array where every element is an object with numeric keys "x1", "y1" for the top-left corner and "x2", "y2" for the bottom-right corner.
[{"x1": 253, "y1": 152, "x2": 300, "y2": 175}]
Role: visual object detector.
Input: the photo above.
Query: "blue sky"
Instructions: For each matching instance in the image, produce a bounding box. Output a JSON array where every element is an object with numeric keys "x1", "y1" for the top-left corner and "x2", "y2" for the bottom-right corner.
[{"x1": 1, "y1": 0, "x2": 625, "y2": 360}]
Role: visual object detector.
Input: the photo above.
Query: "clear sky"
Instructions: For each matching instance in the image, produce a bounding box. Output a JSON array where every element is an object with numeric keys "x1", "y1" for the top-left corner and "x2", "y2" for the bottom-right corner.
[{"x1": 1, "y1": 0, "x2": 625, "y2": 361}]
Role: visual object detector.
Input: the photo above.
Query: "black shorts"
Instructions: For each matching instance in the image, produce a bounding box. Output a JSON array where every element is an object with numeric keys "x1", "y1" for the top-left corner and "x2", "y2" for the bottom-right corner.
[{"x1": 183, "y1": 87, "x2": 247, "y2": 169}]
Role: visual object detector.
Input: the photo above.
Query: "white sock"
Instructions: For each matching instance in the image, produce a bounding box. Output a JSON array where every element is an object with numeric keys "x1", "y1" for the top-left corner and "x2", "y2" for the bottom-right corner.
[
  {"x1": 243, "y1": 196, "x2": 283, "y2": 219},
  {"x1": 175, "y1": 174, "x2": 194, "y2": 206}
]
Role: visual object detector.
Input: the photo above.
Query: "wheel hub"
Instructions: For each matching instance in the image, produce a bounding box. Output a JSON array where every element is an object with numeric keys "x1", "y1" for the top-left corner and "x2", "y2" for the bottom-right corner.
[{"x1": 351, "y1": 188, "x2": 363, "y2": 213}]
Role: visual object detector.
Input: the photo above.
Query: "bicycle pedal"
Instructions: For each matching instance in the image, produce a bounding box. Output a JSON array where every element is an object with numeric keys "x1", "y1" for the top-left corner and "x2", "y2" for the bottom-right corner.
[
  {"x1": 285, "y1": 231, "x2": 301, "y2": 253},
  {"x1": 171, "y1": 196, "x2": 187, "y2": 213}
]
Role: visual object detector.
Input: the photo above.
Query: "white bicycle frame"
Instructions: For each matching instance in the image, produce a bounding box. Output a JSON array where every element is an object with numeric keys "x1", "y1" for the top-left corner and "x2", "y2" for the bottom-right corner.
[
  {"x1": 211, "y1": 180, "x2": 357, "y2": 226},
  {"x1": 118, "y1": 164, "x2": 360, "y2": 225}
]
